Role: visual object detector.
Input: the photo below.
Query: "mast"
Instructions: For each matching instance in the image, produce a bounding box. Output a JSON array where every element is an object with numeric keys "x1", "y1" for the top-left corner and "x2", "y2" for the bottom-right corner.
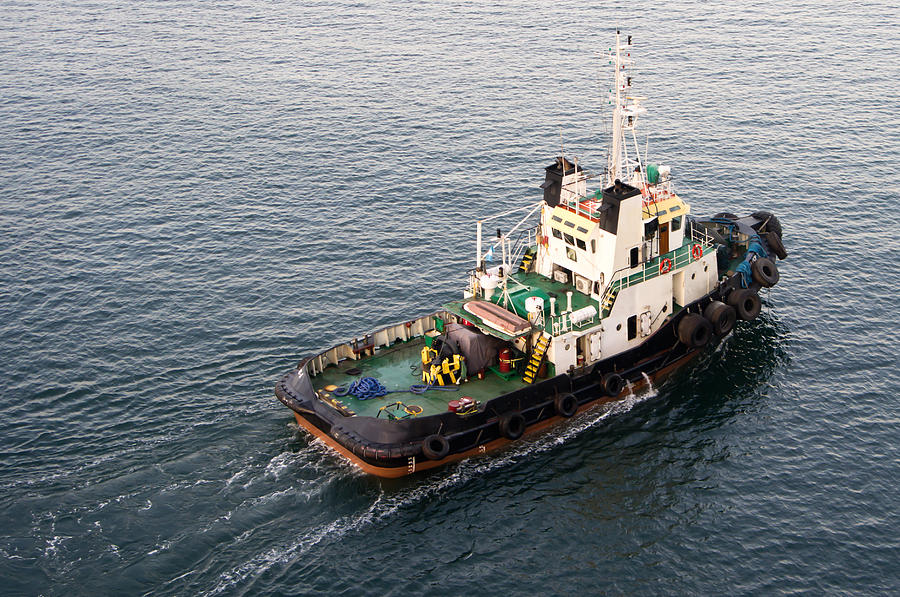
[
  {"x1": 607, "y1": 30, "x2": 623, "y2": 186},
  {"x1": 605, "y1": 31, "x2": 646, "y2": 188}
]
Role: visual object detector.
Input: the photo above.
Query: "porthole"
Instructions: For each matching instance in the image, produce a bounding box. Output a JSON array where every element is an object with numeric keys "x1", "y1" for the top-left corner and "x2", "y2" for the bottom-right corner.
[
  {"x1": 691, "y1": 273, "x2": 696, "y2": 280},
  {"x1": 616, "y1": 323, "x2": 622, "y2": 331},
  {"x1": 663, "y1": 305, "x2": 668, "y2": 312}
]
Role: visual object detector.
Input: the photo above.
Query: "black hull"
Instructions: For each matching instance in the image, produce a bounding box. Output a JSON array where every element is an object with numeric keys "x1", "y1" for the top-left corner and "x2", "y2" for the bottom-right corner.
[{"x1": 276, "y1": 285, "x2": 738, "y2": 475}]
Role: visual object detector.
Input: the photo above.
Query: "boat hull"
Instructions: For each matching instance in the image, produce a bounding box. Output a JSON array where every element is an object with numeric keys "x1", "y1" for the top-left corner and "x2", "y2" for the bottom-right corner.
[
  {"x1": 275, "y1": 211, "x2": 783, "y2": 478},
  {"x1": 275, "y1": 288, "x2": 728, "y2": 478},
  {"x1": 285, "y1": 346, "x2": 700, "y2": 477}
]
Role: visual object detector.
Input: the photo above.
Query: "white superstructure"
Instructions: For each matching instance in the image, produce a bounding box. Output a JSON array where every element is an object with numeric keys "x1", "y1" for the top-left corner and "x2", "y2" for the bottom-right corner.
[{"x1": 467, "y1": 31, "x2": 718, "y2": 376}]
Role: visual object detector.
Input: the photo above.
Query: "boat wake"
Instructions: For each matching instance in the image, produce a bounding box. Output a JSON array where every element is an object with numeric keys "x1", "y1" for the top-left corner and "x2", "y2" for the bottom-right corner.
[{"x1": 202, "y1": 387, "x2": 659, "y2": 595}]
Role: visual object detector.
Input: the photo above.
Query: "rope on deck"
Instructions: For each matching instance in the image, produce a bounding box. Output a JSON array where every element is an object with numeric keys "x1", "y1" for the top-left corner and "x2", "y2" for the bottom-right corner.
[{"x1": 333, "y1": 376, "x2": 459, "y2": 400}]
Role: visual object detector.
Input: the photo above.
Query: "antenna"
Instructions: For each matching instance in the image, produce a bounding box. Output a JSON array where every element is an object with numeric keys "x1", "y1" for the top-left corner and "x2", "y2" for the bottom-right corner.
[{"x1": 559, "y1": 128, "x2": 564, "y2": 163}]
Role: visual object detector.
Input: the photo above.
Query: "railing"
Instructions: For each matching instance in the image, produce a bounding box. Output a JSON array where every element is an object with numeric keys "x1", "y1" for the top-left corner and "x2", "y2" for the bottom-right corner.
[
  {"x1": 598, "y1": 236, "x2": 713, "y2": 318},
  {"x1": 548, "y1": 307, "x2": 598, "y2": 336},
  {"x1": 508, "y1": 226, "x2": 537, "y2": 271},
  {"x1": 551, "y1": 312, "x2": 571, "y2": 336},
  {"x1": 688, "y1": 219, "x2": 715, "y2": 247}
]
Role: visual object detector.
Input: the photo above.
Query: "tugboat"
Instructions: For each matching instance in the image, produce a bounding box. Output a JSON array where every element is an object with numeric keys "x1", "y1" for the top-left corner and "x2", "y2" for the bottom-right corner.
[{"x1": 274, "y1": 32, "x2": 787, "y2": 478}]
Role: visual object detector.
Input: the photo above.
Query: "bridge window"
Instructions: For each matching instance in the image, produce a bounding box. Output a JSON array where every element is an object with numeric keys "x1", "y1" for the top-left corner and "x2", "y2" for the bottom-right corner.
[
  {"x1": 552, "y1": 228, "x2": 562, "y2": 239},
  {"x1": 671, "y1": 216, "x2": 682, "y2": 232}
]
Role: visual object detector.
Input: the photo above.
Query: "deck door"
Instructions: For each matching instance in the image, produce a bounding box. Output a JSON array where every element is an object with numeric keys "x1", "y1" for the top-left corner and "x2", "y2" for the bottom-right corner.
[{"x1": 660, "y1": 222, "x2": 669, "y2": 254}]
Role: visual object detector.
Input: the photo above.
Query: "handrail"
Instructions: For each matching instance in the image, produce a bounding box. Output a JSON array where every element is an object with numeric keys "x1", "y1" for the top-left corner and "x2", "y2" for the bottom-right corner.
[
  {"x1": 508, "y1": 226, "x2": 537, "y2": 271},
  {"x1": 687, "y1": 219, "x2": 715, "y2": 247},
  {"x1": 599, "y1": 235, "x2": 713, "y2": 318}
]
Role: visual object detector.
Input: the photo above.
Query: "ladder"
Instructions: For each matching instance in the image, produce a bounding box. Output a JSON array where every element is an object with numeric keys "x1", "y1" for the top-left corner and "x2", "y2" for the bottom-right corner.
[
  {"x1": 600, "y1": 286, "x2": 619, "y2": 318},
  {"x1": 522, "y1": 332, "x2": 552, "y2": 384},
  {"x1": 518, "y1": 250, "x2": 535, "y2": 273}
]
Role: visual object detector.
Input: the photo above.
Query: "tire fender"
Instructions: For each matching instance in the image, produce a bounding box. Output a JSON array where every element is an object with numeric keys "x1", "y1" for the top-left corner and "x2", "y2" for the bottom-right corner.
[
  {"x1": 677, "y1": 313, "x2": 713, "y2": 348},
  {"x1": 752, "y1": 257, "x2": 780, "y2": 288},
  {"x1": 554, "y1": 393, "x2": 578, "y2": 418},
  {"x1": 766, "y1": 231, "x2": 788, "y2": 260},
  {"x1": 602, "y1": 373, "x2": 625, "y2": 397},
  {"x1": 499, "y1": 412, "x2": 526, "y2": 440},
  {"x1": 421, "y1": 434, "x2": 450, "y2": 460},
  {"x1": 703, "y1": 301, "x2": 736, "y2": 337},
  {"x1": 727, "y1": 288, "x2": 762, "y2": 321}
]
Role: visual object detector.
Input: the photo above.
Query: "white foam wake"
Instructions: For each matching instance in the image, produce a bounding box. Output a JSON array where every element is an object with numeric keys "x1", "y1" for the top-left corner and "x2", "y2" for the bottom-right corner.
[{"x1": 202, "y1": 390, "x2": 658, "y2": 595}]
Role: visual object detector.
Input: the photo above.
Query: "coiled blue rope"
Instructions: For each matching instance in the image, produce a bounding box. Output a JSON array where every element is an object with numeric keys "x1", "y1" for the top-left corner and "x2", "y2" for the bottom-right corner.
[
  {"x1": 333, "y1": 376, "x2": 459, "y2": 400},
  {"x1": 333, "y1": 377, "x2": 389, "y2": 400}
]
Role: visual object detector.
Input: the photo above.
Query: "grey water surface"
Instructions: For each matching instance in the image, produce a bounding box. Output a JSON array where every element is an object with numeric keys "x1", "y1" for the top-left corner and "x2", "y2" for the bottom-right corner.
[{"x1": 2, "y1": 0, "x2": 899, "y2": 595}]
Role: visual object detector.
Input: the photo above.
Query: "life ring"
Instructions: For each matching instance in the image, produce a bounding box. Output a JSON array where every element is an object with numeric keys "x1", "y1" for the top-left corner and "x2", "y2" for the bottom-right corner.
[
  {"x1": 692, "y1": 244, "x2": 703, "y2": 260},
  {"x1": 499, "y1": 412, "x2": 526, "y2": 440},
  {"x1": 554, "y1": 393, "x2": 578, "y2": 418},
  {"x1": 421, "y1": 434, "x2": 450, "y2": 460},
  {"x1": 659, "y1": 258, "x2": 673, "y2": 274}
]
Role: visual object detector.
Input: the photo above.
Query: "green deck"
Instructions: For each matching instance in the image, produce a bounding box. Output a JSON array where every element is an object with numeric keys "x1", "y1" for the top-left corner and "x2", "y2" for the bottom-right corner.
[
  {"x1": 310, "y1": 337, "x2": 528, "y2": 419},
  {"x1": 443, "y1": 269, "x2": 599, "y2": 338}
]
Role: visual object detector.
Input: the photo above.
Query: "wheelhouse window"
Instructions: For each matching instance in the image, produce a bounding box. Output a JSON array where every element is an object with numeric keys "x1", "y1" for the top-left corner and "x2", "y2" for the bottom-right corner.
[
  {"x1": 671, "y1": 216, "x2": 682, "y2": 232},
  {"x1": 563, "y1": 233, "x2": 575, "y2": 246},
  {"x1": 629, "y1": 246, "x2": 639, "y2": 267},
  {"x1": 552, "y1": 228, "x2": 563, "y2": 239},
  {"x1": 576, "y1": 238, "x2": 586, "y2": 251}
]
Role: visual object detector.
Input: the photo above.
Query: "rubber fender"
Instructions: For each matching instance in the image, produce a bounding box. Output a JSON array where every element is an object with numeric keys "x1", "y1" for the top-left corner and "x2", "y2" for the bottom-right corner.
[
  {"x1": 750, "y1": 210, "x2": 782, "y2": 239},
  {"x1": 728, "y1": 288, "x2": 761, "y2": 321},
  {"x1": 766, "y1": 231, "x2": 788, "y2": 260},
  {"x1": 678, "y1": 313, "x2": 713, "y2": 348},
  {"x1": 554, "y1": 393, "x2": 578, "y2": 418},
  {"x1": 602, "y1": 372, "x2": 625, "y2": 397},
  {"x1": 499, "y1": 412, "x2": 526, "y2": 440},
  {"x1": 421, "y1": 434, "x2": 450, "y2": 460},
  {"x1": 752, "y1": 257, "x2": 779, "y2": 288},
  {"x1": 703, "y1": 301, "x2": 736, "y2": 337}
]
